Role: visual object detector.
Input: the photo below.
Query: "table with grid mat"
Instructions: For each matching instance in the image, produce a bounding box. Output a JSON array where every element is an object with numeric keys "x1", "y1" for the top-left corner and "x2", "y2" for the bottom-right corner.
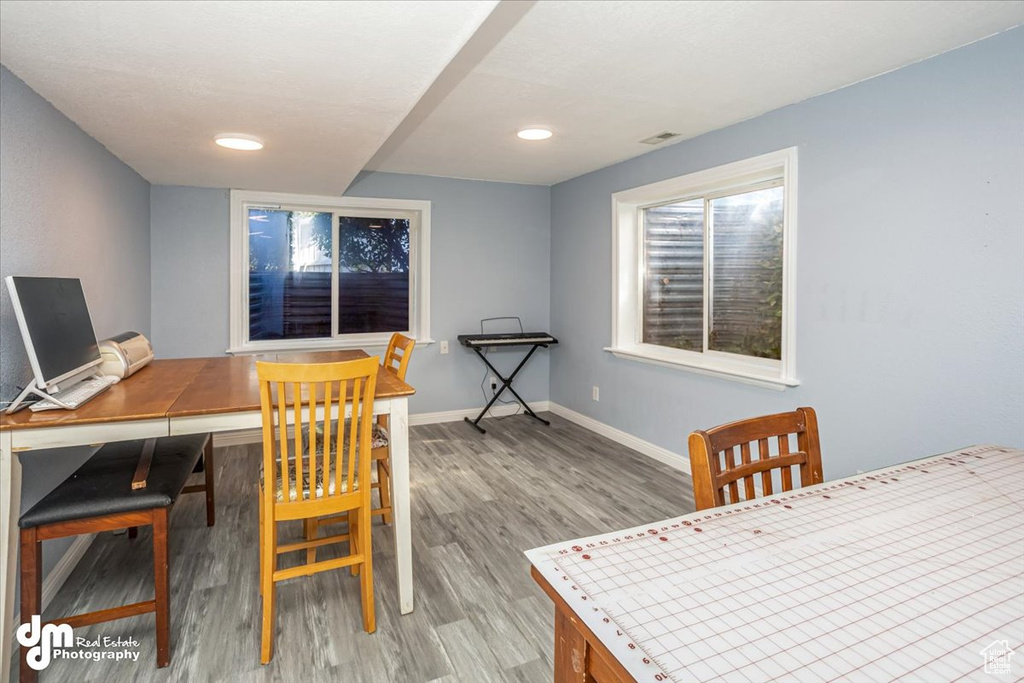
[{"x1": 527, "y1": 445, "x2": 1023, "y2": 682}]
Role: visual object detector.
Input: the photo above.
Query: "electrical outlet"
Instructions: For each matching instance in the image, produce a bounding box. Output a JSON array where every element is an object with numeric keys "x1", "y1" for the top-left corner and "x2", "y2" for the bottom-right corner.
[
  {"x1": 490, "y1": 376, "x2": 498, "y2": 391},
  {"x1": 592, "y1": 386, "x2": 600, "y2": 401},
  {"x1": 439, "y1": 340, "x2": 449, "y2": 354}
]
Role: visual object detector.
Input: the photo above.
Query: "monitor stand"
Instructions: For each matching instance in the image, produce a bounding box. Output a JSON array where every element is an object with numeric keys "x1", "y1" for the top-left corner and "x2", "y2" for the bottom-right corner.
[
  {"x1": 4, "y1": 380, "x2": 53, "y2": 414},
  {"x1": 4, "y1": 368, "x2": 102, "y2": 414}
]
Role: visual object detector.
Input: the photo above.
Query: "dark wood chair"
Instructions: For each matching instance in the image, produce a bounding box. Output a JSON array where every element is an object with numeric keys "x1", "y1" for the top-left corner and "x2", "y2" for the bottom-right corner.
[
  {"x1": 688, "y1": 407, "x2": 823, "y2": 511},
  {"x1": 18, "y1": 434, "x2": 214, "y2": 682}
]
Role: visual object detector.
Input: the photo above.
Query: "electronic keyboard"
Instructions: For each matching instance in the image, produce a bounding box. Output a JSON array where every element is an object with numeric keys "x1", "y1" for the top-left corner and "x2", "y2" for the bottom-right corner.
[{"x1": 457, "y1": 332, "x2": 558, "y2": 347}]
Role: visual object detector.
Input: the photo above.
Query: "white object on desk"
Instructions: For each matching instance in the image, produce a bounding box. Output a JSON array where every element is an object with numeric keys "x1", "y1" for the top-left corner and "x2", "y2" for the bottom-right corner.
[
  {"x1": 98, "y1": 331, "x2": 154, "y2": 379},
  {"x1": 527, "y1": 445, "x2": 1024, "y2": 682},
  {"x1": 28, "y1": 374, "x2": 118, "y2": 412}
]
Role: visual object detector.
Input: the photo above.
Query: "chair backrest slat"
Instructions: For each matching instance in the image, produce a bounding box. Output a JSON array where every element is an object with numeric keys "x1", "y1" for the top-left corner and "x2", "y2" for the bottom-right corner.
[
  {"x1": 275, "y1": 381, "x2": 289, "y2": 497},
  {"x1": 688, "y1": 407, "x2": 823, "y2": 511},
  {"x1": 293, "y1": 380, "x2": 304, "y2": 498},
  {"x1": 758, "y1": 438, "x2": 772, "y2": 495}
]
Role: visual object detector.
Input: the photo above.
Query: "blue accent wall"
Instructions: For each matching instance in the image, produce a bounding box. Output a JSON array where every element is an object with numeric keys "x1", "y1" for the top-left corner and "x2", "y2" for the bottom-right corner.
[
  {"x1": 548, "y1": 28, "x2": 1024, "y2": 478},
  {"x1": 0, "y1": 65, "x2": 152, "y2": 580},
  {"x1": 150, "y1": 173, "x2": 552, "y2": 414}
]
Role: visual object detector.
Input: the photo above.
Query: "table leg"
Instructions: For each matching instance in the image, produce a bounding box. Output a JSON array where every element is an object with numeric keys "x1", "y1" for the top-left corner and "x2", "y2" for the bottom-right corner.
[
  {"x1": 1, "y1": 432, "x2": 21, "y2": 681},
  {"x1": 388, "y1": 397, "x2": 414, "y2": 614},
  {"x1": 554, "y1": 606, "x2": 588, "y2": 683}
]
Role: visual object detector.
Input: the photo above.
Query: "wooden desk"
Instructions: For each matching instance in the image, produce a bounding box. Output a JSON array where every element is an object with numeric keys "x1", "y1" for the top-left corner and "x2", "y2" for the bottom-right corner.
[
  {"x1": 0, "y1": 352, "x2": 416, "y2": 677},
  {"x1": 529, "y1": 445, "x2": 1024, "y2": 682}
]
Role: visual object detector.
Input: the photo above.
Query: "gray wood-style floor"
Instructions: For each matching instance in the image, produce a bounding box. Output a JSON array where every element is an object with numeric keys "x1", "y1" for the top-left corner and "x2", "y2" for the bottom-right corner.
[{"x1": 29, "y1": 413, "x2": 694, "y2": 682}]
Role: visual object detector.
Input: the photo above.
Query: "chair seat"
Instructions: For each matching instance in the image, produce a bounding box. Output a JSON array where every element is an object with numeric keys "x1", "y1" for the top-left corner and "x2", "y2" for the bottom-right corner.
[
  {"x1": 302, "y1": 421, "x2": 389, "y2": 456},
  {"x1": 19, "y1": 434, "x2": 210, "y2": 528},
  {"x1": 259, "y1": 457, "x2": 356, "y2": 502},
  {"x1": 372, "y1": 423, "x2": 389, "y2": 448}
]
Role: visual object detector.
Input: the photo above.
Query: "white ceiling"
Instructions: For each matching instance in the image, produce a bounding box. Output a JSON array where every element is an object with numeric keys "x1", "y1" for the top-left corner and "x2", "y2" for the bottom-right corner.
[
  {"x1": 0, "y1": 0, "x2": 499, "y2": 193},
  {"x1": 0, "y1": 1, "x2": 1021, "y2": 189},
  {"x1": 367, "y1": 0, "x2": 1024, "y2": 185}
]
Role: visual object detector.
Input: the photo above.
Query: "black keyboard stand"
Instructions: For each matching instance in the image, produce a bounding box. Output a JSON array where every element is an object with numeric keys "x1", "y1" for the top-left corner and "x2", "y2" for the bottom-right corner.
[{"x1": 463, "y1": 343, "x2": 551, "y2": 434}]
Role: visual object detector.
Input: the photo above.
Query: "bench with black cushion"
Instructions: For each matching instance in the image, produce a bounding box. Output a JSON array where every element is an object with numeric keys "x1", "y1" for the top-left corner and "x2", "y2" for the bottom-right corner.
[{"x1": 18, "y1": 433, "x2": 214, "y2": 683}]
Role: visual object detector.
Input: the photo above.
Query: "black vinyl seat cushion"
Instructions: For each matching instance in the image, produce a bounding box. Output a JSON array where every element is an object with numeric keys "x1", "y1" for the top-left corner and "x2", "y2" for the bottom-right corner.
[{"x1": 19, "y1": 433, "x2": 210, "y2": 528}]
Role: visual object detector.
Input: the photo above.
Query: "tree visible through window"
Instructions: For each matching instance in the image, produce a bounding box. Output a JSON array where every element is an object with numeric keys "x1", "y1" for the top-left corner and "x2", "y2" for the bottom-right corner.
[{"x1": 248, "y1": 210, "x2": 411, "y2": 341}]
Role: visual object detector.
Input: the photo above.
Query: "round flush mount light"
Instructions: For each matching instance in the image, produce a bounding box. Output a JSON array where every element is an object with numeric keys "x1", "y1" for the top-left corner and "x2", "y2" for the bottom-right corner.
[
  {"x1": 517, "y1": 127, "x2": 553, "y2": 141},
  {"x1": 214, "y1": 134, "x2": 264, "y2": 151}
]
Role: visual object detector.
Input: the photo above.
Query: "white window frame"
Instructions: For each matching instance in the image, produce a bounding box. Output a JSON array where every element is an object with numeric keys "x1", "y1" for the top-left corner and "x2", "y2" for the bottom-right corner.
[
  {"x1": 607, "y1": 148, "x2": 798, "y2": 390},
  {"x1": 229, "y1": 189, "x2": 432, "y2": 354}
]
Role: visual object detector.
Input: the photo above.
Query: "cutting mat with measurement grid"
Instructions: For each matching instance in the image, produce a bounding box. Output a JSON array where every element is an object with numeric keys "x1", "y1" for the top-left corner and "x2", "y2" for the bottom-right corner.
[{"x1": 526, "y1": 445, "x2": 1024, "y2": 682}]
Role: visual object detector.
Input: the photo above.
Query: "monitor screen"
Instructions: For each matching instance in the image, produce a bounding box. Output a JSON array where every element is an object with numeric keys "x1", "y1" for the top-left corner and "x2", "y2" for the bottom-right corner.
[{"x1": 6, "y1": 276, "x2": 101, "y2": 386}]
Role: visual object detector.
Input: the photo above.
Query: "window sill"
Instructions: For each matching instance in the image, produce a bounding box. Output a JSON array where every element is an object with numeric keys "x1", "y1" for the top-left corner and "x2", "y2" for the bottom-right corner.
[
  {"x1": 228, "y1": 336, "x2": 435, "y2": 356},
  {"x1": 603, "y1": 346, "x2": 799, "y2": 391}
]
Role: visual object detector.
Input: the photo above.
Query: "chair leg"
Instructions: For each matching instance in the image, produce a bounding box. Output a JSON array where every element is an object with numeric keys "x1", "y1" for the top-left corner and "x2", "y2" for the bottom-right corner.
[
  {"x1": 203, "y1": 439, "x2": 216, "y2": 527},
  {"x1": 258, "y1": 486, "x2": 265, "y2": 597},
  {"x1": 377, "y1": 458, "x2": 392, "y2": 525},
  {"x1": 304, "y1": 518, "x2": 318, "y2": 565},
  {"x1": 260, "y1": 498, "x2": 277, "y2": 664},
  {"x1": 20, "y1": 527, "x2": 42, "y2": 683},
  {"x1": 348, "y1": 510, "x2": 359, "y2": 576},
  {"x1": 152, "y1": 508, "x2": 170, "y2": 668},
  {"x1": 358, "y1": 507, "x2": 375, "y2": 633}
]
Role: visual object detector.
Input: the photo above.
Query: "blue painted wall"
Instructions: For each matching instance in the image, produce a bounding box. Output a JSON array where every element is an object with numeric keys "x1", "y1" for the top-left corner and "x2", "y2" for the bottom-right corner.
[
  {"x1": 549, "y1": 28, "x2": 1024, "y2": 479},
  {"x1": 150, "y1": 173, "x2": 552, "y2": 414},
  {"x1": 0, "y1": 65, "x2": 152, "y2": 580},
  {"x1": 150, "y1": 186, "x2": 230, "y2": 359}
]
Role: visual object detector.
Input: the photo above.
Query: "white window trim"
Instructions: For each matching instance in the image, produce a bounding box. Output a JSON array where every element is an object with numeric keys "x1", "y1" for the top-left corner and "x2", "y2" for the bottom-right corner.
[
  {"x1": 228, "y1": 189, "x2": 432, "y2": 355},
  {"x1": 607, "y1": 147, "x2": 799, "y2": 390}
]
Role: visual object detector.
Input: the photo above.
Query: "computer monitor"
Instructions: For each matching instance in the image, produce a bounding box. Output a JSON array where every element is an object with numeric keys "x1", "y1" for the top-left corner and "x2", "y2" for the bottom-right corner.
[{"x1": 5, "y1": 276, "x2": 103, "y2": 391}]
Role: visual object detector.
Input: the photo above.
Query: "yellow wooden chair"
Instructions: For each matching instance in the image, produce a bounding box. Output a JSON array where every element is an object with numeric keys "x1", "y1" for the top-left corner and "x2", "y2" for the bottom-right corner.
[
  {"x1": 369, "y1": 333, "x2": 415, "y2": 523},
  {"x1": 314, "y1": 333, "x2": 415, "y2": 530},
  {"x1": 256, "y1": 357, "x2": 379, "y2": 664}
]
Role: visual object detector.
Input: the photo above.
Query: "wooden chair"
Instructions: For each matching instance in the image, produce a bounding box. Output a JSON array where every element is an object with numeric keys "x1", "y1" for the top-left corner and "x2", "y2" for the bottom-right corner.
[
  {"x1": 370, "y1": 333, "x2": 415, "y2": 523},
  {"x1": 19, "y1": 434, "x2": 213, "y2": 683},
  {"x1": 256, "y1": 357, "x2": 379, "y2": 664},
  {"x1": 317, "y1": 332, "x2": 414, "y2": 528},
  {"x1": 688, "y1": 407, "x2": 823, "y2": 512}
]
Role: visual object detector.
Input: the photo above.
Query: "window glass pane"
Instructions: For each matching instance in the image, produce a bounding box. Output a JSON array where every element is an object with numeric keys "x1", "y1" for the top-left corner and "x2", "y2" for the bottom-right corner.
[
  {"x1": 248, "y1": 210, "x2": 333, "y2": 341},
  {"x1": 642, "y1": 199, "x2": 704, "y2": 351},
  {"x1": 338, "y1": 217, "x2": 410, "y2": 334},
  {"x1": 709, "y1": 186, "x2": 784, "y2": 360}
]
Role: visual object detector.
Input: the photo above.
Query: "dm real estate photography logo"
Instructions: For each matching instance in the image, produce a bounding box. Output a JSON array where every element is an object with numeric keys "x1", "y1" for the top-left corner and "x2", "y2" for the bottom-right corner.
[{"x1": 16, "y1": 616, "x2": 140, "y2": 671}]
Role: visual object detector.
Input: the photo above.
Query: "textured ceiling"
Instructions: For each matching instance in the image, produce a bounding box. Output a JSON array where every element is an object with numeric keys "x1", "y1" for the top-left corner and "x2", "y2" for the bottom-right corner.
[
  {"x1": 367, "y1": 0, "x2": 1024, "y2": 184},
  {"x1": 0, "y1": 0, "x2": 499, "y2": 193},
  {"x1": 0, "y1": 1, "x2": 1021, "y2": 189}
]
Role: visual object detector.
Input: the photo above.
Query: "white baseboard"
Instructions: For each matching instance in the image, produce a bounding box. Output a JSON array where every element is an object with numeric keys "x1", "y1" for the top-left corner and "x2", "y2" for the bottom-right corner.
[
  {"x1": 410, "y1": 401, "x2": 550, "y2": 426},
  {"x1": 212, "y1": 401, "x2": 553, "y2": 446},
  {"x1": 547, "y1": 402, "x2": 690, "y2": 473}
]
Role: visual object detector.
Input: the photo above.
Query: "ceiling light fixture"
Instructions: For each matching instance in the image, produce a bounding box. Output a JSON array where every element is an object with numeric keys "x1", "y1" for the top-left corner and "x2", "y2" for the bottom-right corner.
[
  {"x1": 214, "y1": 134, "x2": 264, "y2": 151},
  {"x1": 517, "y1": 127, "x2": 553, "y2": 141}
]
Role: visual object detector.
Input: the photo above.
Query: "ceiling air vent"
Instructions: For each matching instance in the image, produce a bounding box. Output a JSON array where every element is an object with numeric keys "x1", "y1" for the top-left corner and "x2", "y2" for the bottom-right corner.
[{"x1": 639, "y1": 131, "x2": 681, "y2": 145}]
